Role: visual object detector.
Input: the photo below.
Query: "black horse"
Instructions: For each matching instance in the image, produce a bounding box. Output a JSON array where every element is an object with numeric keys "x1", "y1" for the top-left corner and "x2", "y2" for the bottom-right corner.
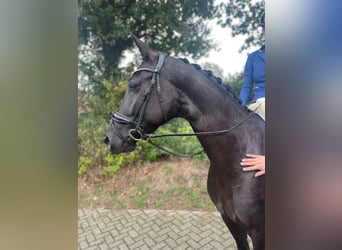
[{"x1": 104, "y1": 35, "x2": 265, "y2": 250}]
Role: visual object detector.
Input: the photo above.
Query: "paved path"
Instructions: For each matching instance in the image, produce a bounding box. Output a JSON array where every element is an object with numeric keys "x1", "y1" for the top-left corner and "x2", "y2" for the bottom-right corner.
[{"x1": 78, "y1": 208, "x2": 250, "y2": 250}]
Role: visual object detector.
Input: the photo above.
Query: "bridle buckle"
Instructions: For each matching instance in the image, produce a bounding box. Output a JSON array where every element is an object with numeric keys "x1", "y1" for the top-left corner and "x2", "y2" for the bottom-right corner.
[{"x1": 128, "y1": 129, "x2": 143, "y2": 141}]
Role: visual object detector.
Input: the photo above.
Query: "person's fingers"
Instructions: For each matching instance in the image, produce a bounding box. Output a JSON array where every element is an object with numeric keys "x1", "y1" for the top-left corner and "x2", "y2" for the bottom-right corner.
[
  {"x1": 242, "y1": 166, "x2": 258, "y2": 171},
  {"x1": 254, "y1": 170, "x2": 265, "y2": 177},
  {"x1": 241, "y1": 160, "x2": 259, "y2": 166},
  {"x1": 240, "y1": 161, "x2": 250, "y2": 166},
  {"x1": 246, "y1": 153, "x2": 259, "y2": 158},
  {"x1": 241, "y1": 158, "x2": 256, "y2": 163}
]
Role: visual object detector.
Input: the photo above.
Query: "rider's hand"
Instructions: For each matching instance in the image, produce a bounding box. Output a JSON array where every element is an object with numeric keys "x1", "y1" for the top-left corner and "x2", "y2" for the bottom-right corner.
[{"x1": 241, "y1": 154, "x2": 265, "y2": 177}]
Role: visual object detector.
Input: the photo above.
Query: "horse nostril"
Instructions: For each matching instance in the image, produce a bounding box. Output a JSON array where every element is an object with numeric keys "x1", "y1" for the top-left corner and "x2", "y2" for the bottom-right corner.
[{"x1": 103, "y1": 135, "x2": 110, "y2": 145}]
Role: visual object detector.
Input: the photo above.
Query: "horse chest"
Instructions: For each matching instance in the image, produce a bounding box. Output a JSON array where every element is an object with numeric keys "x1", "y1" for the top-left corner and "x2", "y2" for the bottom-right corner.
[{"x1": 208, "y1": 170, "x2": 258, "y2": 218}]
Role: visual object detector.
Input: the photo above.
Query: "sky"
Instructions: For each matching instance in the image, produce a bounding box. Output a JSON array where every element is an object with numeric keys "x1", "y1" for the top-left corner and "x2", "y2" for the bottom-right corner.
[
  {"x1": 119, "y1": 1, "x2": 260, "y2": 78},
  {"x1": 196, "y1": 20, "x2": 257, "y2": 77},
  {"x1": 195, "y1": 0, "x2": 260, "y2": 77},
  {"x1": 120, "y1": 25, "x2": 256, "y2": 78}
]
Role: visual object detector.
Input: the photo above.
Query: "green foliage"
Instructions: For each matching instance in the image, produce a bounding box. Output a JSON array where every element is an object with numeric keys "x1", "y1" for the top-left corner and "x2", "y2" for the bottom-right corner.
[
  {"x1": 223, "y1": 71, "x2": 244, "y2": 96},
  {"x1": 150, "y1": 118, "x2": 207, "y2": 159},
  {"x1": 134, "y1": 184, "x2": 150, "y2": 208},
  {"x1": 78, "y1": 115, "x2": 105, "y2": 170},
  {"x1": 78, "y1": 106, "x2": 206, "y2": 178},
  {"x1": 79, "y1": 0, "x2": 219, "y2": 84},
  {"x1": 103, "y1": 154, "x2": 121, "y2": 175},
  {"x1": 189, "y1": 190, "x2": 199, "y2": 200},
  {"x1": 78, "y1": 0, "x2": 222, "y2": 122},
  {"x1": 188, "y1": 190, "x2": 200, "y2": 207},
  {"x1": 194, "y1": 179, "x2": 206, "y2": 192},
  {"x1": 78, "y1": 156, "x2": 92, "y2": 175},
  {"x1": 165, "y1": 186, "x2": 186, "y2": 199},
  {"x1": 78, "y1": 112, "x2": 136, "y2": 177},
  {"x1": 86, "y1": 78, "x2": 128, "y2": 120},
  {"x1": 163, "y1": 166, "x2": 173, "y2": 175},
  {"x1": 217, "y1": 0, "x2": 265, "y2": 51}
]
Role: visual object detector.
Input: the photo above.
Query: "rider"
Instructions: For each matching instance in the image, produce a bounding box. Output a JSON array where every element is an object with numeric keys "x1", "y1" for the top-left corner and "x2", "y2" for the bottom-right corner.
[
  {"x1": 239, "y1": 13, "x2": 265, "y2": 118},
  {"x1": 239, "y1": 13, "x2": 265, "y2": 177}
]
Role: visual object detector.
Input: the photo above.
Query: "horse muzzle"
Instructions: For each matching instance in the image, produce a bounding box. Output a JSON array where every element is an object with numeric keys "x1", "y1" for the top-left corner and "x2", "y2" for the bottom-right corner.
[{"x1": 103, "y1": 129, "x2": 137, "y2": 154}]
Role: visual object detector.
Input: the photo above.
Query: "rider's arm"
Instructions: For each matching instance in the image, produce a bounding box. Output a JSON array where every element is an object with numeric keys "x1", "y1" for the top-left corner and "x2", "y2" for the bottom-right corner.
[{"x1": 239, "y1": 52, "x2": 255, "y2": 106}]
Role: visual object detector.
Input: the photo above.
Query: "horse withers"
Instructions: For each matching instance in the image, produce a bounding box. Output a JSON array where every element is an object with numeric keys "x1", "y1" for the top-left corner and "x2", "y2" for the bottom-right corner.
[{"x1": 104, "y1": 34, "x2": 265, "y2": 250}]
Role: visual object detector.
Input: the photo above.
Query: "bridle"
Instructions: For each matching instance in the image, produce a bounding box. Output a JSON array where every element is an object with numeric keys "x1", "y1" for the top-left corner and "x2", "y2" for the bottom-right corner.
[
  {"x1": 110, "y1": 52, "x2": 167, "y2": 145},
  {"x1": 110, "y1": 52, "x2": 257, "y2": 151}
]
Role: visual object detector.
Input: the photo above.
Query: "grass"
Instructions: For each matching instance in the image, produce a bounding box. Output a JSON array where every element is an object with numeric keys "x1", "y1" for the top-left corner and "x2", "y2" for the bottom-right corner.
[
  {"x1": 93, "y1": 188, "x2": 103, "y2": 196},
  {"x1": 133, "y1": 184, "x2": 151, "y2": 208},
  {"x1": 78, "y1": 158, "x2": 217, "y2": 211},
  {"x1": 153, "y1": 200, "x2": 164, "y2": 208},
  {"x1": 188, "y1": 191, "x2": 200, "y2": 207},
  {"x1": 165, "y1": 186, "x2": 186, "y2": 197},
  {"x1": 79, "y1": 183, "x2": 216, "y2": 211},
  {"x1": 78, "y1": 193, "x2": 89, "y2": 201},
  {"x1": 109, "y1": 191, "x2": 124, "y2": 208},
  {"x1": 149, "y1": 186, "x2": 215, "y2": 210},
  {"x1": 162, "y1": 165, "x2": 173, "y2": 175},
  {"x1": 194, "y1": 179, "x2": 207, "y2": 192}
]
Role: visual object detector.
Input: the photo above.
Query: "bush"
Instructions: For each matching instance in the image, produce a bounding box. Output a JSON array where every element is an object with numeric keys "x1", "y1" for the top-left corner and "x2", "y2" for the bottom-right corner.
[
  {"x1": 148, "y1": 118, "x2": 207, "y2": 160},
  {"x1": 78, "y1": 77, "x2": 207, "y2": 179},
  {"x1": 78, "y1": 114, "x2": 137, "y2": 178},
  {"x1": 78, "y1": 62, "x2": 242, "y2": 180},
  {"x1": 78, "y1": 114, "x2": 206, "y2": 179}
]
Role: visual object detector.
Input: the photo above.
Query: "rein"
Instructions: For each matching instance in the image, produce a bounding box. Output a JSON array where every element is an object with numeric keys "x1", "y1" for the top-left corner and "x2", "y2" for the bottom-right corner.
[
  {"x1": 144, "y1": 110, "x2": 255, "y2": 140},
  {"x1": 143, "y1": 110, "x2": 255, "y2": 157},
  {"x1": 110, "y1": 52, "x2": 258, "y2": 157}
]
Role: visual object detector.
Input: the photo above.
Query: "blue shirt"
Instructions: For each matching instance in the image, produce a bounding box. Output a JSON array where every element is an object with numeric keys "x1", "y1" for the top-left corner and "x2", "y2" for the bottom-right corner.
[{"x1": 239, "y1": 46, "x2": 265, "y2": 106}]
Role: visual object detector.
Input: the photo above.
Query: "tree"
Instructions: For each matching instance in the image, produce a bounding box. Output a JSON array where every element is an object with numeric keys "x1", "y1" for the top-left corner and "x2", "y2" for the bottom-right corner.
[
  {"x1": 223, "y1": 72, "x2": 244, "y2": 96},
  {"x1": 78, "y1": 0, "x2": 223, "y2": 119},
  {"x1": 217, "y1": 0, "x2": 265, "y2": 51},
  {"x1": 78, "y1": 0, "x2": 219, "y2": 83},
  {"x1": 201, "y1": 62, "x2": 224, "y2": 79}
]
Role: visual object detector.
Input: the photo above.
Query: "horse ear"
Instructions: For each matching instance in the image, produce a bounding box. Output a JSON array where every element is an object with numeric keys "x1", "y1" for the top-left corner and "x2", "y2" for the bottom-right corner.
[{"x1": 130, "y1": 33, "x2": 157, "y2": 62}]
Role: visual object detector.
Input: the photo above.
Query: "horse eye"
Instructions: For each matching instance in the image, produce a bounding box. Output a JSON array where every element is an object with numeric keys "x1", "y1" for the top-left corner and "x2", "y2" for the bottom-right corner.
[{"x1": 128, "y1": 82, "x2": 140, "y2": 92}]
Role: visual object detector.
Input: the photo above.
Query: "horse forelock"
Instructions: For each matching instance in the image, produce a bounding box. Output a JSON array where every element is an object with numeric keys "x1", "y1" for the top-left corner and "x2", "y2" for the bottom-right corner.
[{"x1": 178, "y1": 58, "x2": 243, "y2": 106}]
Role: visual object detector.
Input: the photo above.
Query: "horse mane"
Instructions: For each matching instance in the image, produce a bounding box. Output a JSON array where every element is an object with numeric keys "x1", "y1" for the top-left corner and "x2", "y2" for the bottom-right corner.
[{"x1": 178, "y1": 58, "x2": 243, "y2": 106}]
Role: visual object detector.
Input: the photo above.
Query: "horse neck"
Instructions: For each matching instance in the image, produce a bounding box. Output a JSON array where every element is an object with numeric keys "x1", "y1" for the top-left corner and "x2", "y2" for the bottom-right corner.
[
  {"x1": 172, "y1": 72, "x2": 250, "y2": 165},
  {"x1": 169, "y1": 63, "x2": 247, "y2": 133}
]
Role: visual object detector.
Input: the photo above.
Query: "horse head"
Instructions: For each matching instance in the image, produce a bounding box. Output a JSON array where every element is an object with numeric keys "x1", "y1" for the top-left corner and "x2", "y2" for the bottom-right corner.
[{"x1": 104, "y1": 34, "x2": 178, "y2": 153}]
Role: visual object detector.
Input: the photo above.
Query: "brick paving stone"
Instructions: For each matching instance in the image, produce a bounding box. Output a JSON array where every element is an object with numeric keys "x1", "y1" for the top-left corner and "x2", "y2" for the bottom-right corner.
[
  {"x1": 108, "y1": 239, "x2": 124, "y2": 248},
  {"x1": 152, "y1": 242, "x2": 168, "y2": 249},
  {"x1": 79, "y1": 208, "x2": 252, "y2": 249},
  {"x1": 104, "y1": 235, "x2": 114, "y2": 245},
  {"x1": 118, "y1": 244, "x2": 129, "y2": 250},
  {"x1": 87, "y1": 246, "x2": 101, "y2": 250},
  {"x1": 138, "y1": 245, "x2": 150, "y2": 250},
  {"x1": 128, "y1": 240, "x2": 145, "y2": 250},
  {"x1": 155, "y1": 233, "x2": 168, "y2": 243},
  {"x1": 79, "y1": 240, "x2": 88, "y2": 249}
]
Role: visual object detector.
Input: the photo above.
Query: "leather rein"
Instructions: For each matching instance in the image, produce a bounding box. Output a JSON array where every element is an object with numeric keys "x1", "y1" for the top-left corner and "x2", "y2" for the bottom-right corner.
[{"x1": 110, "y1": 52, "x2": 255, "y2": 152}]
